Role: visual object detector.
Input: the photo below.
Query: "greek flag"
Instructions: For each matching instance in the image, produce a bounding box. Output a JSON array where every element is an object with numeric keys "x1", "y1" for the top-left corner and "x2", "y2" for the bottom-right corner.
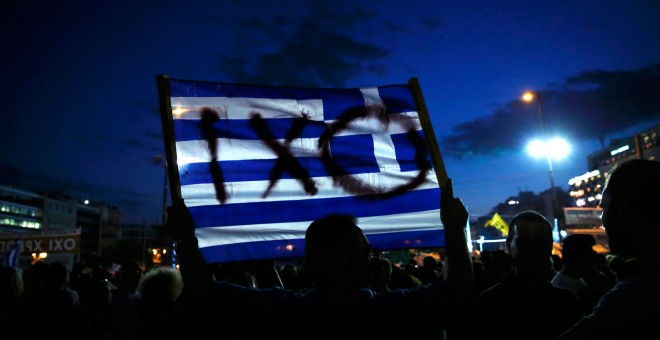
[
  {"x1": 2, "y1": 240, "x2": 21, "y2": 268},
  {"x1": 158, "y1": 76, "x2": 447, "y2": 263}
]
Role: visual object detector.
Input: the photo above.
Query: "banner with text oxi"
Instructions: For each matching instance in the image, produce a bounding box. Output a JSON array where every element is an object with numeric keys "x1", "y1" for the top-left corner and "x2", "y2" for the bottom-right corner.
[
  {"x1": 158, "y1": 76, "x2": 448, "y2": 263},
  {"x1": 0, "y1": 232, "x2": 81, "y2": 255}
]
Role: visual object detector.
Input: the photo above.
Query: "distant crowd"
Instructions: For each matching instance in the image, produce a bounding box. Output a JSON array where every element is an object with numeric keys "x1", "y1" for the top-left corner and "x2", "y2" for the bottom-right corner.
[{"x1": 0, "y1": 158, "x2": 658, "y2": 340}]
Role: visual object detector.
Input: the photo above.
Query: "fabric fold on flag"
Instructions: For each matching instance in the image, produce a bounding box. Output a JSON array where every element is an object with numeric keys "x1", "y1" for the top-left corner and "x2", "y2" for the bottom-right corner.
[{"x1": 160, "y1": 77, "x2": 446, "y2": 263}]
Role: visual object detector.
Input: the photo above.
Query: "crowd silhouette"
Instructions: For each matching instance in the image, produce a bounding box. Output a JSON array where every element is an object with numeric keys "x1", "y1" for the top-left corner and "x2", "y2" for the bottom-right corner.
[
  {"x1": 472, "y1": 210, "x2": 584, "y2": 340},
  {"x1": 1, "y1": 159, "x2": 659, "y2": 339}
]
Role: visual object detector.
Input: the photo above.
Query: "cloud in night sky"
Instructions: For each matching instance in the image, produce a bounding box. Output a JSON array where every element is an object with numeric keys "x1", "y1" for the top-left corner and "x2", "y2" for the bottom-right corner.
[
  {"x1": 441, "y1": 62, "x2": 660, "y2": 159},
  {"x1": 218, "y1": 1, "x2": 393, "y2": 87}
]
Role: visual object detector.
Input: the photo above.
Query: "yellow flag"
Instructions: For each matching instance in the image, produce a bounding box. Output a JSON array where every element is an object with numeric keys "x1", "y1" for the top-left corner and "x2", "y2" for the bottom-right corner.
[{"x1": 484, "y1": 212, "x2": 509, "y2": 236}]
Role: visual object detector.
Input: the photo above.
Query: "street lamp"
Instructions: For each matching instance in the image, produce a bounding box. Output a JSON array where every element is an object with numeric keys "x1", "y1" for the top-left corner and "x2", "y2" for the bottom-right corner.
[
  {"x1": 154, "y1": 154, "x2": 171, "y2": 266},
  {"x1": 154, "y1": 155, "x2": 168, "y2": 228},
  {"x1": 522, "y1": 91, "x2": 568, "y2": 223}
]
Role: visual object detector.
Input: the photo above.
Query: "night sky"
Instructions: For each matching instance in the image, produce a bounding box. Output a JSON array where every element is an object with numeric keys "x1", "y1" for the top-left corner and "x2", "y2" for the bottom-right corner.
[{"x1": 2, "y1": 1, "x2": 659, "y2": 224}]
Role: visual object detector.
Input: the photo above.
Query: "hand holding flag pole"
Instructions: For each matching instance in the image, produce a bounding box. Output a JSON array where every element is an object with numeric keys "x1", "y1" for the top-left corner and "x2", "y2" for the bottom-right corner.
[
  {"x1": 166, "y1": 200, "x2": 196, "y2": 243},
  {"x1": 440, "y1": 178, "x2": 474, "y2": 308}
]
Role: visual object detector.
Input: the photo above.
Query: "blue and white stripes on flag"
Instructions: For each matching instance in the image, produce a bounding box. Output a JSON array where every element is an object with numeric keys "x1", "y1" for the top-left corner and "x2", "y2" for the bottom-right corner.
[
  {"x1": 2, "y1": 240, "x2": 21, "y2": 268},
  {"x1": 159, "y1": 76, "x2": 447, "y2": 263}
]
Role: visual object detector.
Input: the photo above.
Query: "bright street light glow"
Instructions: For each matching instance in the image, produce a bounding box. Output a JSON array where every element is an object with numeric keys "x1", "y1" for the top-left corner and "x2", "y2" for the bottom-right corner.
[
  {"x1": 527, "y1": 140, "x2": 546, "y2": 158},
  {"x1": 547, "y1": 137, "x2": 570, "y2": 159},
  {"x1": 522, "y1": 91, "x2": 535, "y2": 102},
  {"x1": 526, "y1": 137, "x2": 570, "y2": 160}
]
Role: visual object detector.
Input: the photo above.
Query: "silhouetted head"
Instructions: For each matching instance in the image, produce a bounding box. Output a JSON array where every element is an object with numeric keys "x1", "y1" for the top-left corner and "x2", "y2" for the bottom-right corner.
[
  {"x1": 45, "y1": 262, "x2": 69, "y2": 290},
  {"x1": 304, "y1": 214, "x2": 373, "y2": 301},
  {"x1": 138, "y1": 267, "x2": 184, "y2": 323},
  {"x1": 506, "y1": 210, "x2": 553, "y2": 272},
  {"x1": 600, "y1": 159, "x2": 660, "y2": 264},
  {"x1": 117, "y1": 260, "x2": 143, "y2": 292},
  {"x1": 561, "y1": 234, "x2": 596, "y2": 269},
  {"x1": 23, "y1": 260, "x2": 48, "y2": 296},
  {"x1": 422, "y1": 255, "x2": 438, "y2": 268}
]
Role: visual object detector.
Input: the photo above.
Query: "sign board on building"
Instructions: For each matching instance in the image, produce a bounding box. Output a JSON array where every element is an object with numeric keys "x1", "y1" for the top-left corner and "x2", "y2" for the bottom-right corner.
[
  {"x1": 563, "y1": 207, "x2": 603, "y2": 226},
  {"x1": 0, "y1": 231, "x2": 81, "y2": 254}
]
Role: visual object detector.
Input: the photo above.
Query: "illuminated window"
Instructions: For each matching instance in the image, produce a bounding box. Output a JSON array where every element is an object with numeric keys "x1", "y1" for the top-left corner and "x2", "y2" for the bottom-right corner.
[{"x1": 0, "y1": 217, "x2": 41, "y2": 229}]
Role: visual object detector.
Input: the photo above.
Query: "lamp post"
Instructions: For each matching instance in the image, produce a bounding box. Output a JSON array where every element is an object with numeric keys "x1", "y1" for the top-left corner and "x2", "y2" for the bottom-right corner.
[
  {"x1": 154, "y1": 155, "x2": 168, "y2": 229},
  {"x1": 522, "y1": 91, "x2": 558, "y2": 223},
  {"x1": 154, "y1": 154, "x2": 169, "y2": 265}
]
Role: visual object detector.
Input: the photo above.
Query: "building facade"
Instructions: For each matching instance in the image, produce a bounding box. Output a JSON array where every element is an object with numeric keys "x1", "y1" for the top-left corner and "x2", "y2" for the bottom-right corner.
[
  {"x1": 0, "y1": 186, "x2": 43, "y2": 235},
  {"x1": 0, "y1": 184, "x2": 121, "y2": 270},
  {"x1": 570, "y1": 124, "x2": 659, "y2": 208},
  {"x1": 564, "y1": 124, "x2": 660, "y2": 252}
]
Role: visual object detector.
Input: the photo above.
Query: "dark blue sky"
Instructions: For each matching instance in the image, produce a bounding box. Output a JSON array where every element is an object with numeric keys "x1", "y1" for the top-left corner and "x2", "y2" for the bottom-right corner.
[{"x1": 2, "y1": 1, "x2": 659, "y2": 224}]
